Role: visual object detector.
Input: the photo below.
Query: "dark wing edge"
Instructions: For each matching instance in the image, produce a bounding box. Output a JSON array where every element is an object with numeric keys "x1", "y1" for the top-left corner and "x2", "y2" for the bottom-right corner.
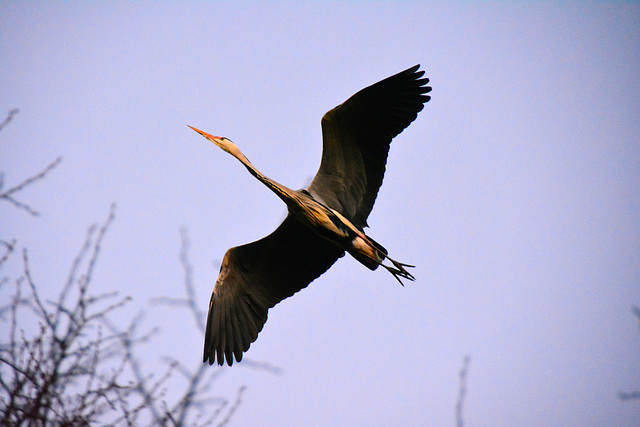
[
  {"x1": 204, "y1": 215, "x2": 344, "y2": 366},
  {"x1": 308, "y1": 65, "x2": 431, "y2": 228}
]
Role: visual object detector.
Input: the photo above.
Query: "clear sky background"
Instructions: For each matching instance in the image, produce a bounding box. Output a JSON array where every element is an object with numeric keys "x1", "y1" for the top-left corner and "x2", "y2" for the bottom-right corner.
[{"x1": 2, "y1": 2, "x2": 639, "y2": 426}]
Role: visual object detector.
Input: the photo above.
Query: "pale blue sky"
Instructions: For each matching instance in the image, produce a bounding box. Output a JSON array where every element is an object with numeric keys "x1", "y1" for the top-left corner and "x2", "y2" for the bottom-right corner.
[{"x1": 2, "y1": 2, "x2": 639, "y2": 426}]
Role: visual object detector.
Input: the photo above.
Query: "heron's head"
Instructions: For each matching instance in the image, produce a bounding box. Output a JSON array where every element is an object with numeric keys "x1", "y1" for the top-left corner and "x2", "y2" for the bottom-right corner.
[{"x1": 187, "y1": 125, "x2": 241, "y2": 157}]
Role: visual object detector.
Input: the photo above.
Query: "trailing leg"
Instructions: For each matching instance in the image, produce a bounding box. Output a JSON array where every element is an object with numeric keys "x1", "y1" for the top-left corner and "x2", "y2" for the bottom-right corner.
[{"x1": 380, "y1": 256, "x2": 415, "y2": 286}]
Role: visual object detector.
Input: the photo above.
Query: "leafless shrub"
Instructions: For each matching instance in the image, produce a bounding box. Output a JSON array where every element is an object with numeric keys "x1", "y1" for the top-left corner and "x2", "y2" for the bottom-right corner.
[
  {"x1": 0, "y1": 204, "x2": 258, "y2": 426},
  {"x1": 0, "y1": 110, "x2": 271, "y2": 425},
  {"x1": 0, "y1": 205, "x2": 133, "y2": 425}
]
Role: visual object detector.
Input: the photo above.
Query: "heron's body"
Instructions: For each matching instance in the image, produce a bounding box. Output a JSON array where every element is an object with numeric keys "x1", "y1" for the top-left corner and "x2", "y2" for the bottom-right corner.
[{"x1": 189, "y1": 65, "x2": 431, "y2": 365}]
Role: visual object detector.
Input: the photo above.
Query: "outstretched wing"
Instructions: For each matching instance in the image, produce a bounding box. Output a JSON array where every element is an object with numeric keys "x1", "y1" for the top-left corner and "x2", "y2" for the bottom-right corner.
[
  {"x1": 308, "y1": 65, "x2": 431, "y2": 228},
  {"x1": 204, "y1": 214, "x2": 344, "y2": 366}
]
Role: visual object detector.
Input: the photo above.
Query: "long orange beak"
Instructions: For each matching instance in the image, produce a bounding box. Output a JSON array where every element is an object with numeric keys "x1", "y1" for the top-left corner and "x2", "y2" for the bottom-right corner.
[{"x1": 187, "y1": 125, "x2": 221, "y2": 140}]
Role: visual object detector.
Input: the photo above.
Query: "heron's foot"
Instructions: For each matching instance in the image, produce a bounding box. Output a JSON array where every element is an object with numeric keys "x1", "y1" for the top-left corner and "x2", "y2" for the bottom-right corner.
[{"x1": 382, "y1": 257, "x2": 415, "y2": 286}]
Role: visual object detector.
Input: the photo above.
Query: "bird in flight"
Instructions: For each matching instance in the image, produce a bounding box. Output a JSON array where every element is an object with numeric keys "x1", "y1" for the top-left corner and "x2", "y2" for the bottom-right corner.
[{"x1": 189, "y1": 65, "x2": 431, "y2": 366}]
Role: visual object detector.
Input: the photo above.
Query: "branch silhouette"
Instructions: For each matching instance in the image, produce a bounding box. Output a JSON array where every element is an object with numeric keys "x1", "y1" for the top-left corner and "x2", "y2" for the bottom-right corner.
[
  {"x1": 1, "y1": 112, "x2": 277, "y2": 425},
  {"x1": 618, "y1": 305, "x2": 640, "y2": 402},
  {"x1": 455, "y1": 355, "x2": 471, "y2": 427},
  {"x1": 0, "y1": 108, "x2": 62, "y2": 217}
]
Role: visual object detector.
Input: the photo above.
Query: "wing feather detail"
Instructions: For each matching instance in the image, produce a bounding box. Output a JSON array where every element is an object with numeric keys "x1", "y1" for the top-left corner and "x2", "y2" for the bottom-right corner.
[
  {"x1": 309, "y1": 65, "x2": 431, "y2": 228},
  {"x1": 203, "y1": 215, "x2": 344, "y2": 365}
]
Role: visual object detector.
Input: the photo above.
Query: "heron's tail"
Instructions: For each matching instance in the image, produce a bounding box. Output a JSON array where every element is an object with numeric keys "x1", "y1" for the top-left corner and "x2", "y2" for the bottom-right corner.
[{"x1": 349, "y1": 234, "x2": 386, "y2": 269}]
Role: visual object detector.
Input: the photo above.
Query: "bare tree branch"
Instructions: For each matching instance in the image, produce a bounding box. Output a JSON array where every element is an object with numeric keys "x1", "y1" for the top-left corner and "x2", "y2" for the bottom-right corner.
[
  {"x1": 217, "y1": 386, "x2": 246, "y2": 427},
  {"x1": 455, "y1": 354, "x2": 471, "y2": 427},
  {"x1": 0, "y1": 207, "x2": 135, "y2": 425},
  {"x1": 618, "y1": 391, "x2": 640, "y2": 401},
  {"x1": 0, "y1": 108, "x2": 62, "y2": 216},
  {"x1": 0, "y1": 157, "x2": 62, "y2": 217},
  {"x1": 0, "y1": 239, "x2": 16, "y2": 269},
  {"x1": 618, "y1": 305, "x2": 640, "y2": 402},
  {"x1": 150, "y1": 226, "x2": 206, "y2": 333},
  {"x1": 0, "y1": 109, "x2": 19, "y2": 134},
  {"x1": 2, "y1": 207, "x2": 280, "y2": 425},
  {"x1": 1, "y1": 112, "x2": 271, "y2": 425}
]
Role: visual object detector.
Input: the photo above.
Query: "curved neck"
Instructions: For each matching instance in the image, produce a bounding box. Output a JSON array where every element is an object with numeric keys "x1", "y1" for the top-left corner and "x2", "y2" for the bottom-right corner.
[{"x1": 227, "y1": 144, "x2": 297, "y2": 205}]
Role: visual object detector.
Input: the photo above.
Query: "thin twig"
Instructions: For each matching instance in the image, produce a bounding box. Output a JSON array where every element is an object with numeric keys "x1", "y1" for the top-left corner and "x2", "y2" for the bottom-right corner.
[
  {"x1": 0, "y1": 108, "x2": 19, "y2": 133},
  {"x1": 0, "y1": 157, "x2": 62, "y2": 216},
  {"x1": 632, "y1": 305, "x2": 640, "y2": 331},
  {"x1": 217, "y1": 386, "x2": 246, "y2": 427},
  {"x1": 455, "y1": 355, "x2": 471, "y2": 427},
  {"x1": 0, "y1": 239, "x2": 16, "y2": 267},
  {"x1": 617, "y1": 305, "x2": 640, "y2": 402},
  {"x1": 179, "y1": 226, "x2": 207, "y2": 333},
  {"x1": 22, "y1": 249, "x2": 55, "y2": 331},
  {"x1": 150, "y1": 227, "x2": 206, "y2": 333},
  {"x1": 618, "y1": 391, "x2": 640, "y2": 401}
]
